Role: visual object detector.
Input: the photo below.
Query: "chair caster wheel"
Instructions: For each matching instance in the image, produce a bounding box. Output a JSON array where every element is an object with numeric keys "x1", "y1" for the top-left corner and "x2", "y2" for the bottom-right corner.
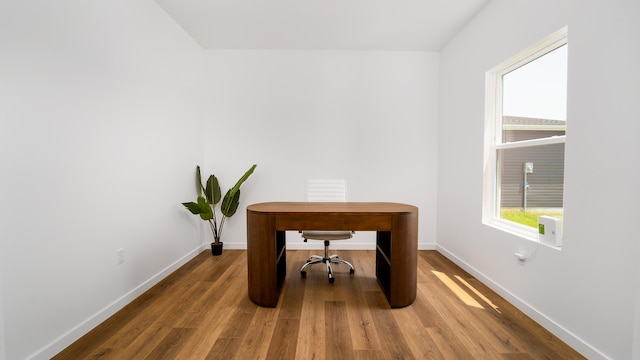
[
  {"x1": 350, "y1": 269, "x2": 355, "y2": 275},
  {"x1": 301, "y1": 271, "x2": 306, "y2": 278},
  {"x1": 328, "y1": 277, "x2": 334, "y2": 284}
]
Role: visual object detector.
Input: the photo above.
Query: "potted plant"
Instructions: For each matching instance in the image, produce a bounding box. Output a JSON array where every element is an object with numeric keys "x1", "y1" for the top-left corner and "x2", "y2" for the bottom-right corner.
[{"x1": 182, "y1": 164, "x2": 257, "y2": 255}]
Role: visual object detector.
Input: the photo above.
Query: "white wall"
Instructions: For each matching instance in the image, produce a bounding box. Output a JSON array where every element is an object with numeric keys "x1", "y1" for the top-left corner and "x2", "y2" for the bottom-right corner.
[
  {"x1": 3, "y1": 1, "x2": 636, "y2": 359},
  {"x1": 437, "y1": 0, "x2": 640, "y2": 359},
  {"x1": 0, "y1": 1, "x2": 205, "y2": 359},
  {"x1": 0, "y1": 266, "x2": 5, "y2": 360},
  {"x1": 202, "y1": 50, "x2": 439, "y2": 250}
]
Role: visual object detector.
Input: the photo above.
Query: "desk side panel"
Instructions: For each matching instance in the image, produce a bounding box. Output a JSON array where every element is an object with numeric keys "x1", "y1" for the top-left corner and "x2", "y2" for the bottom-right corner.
[
  {"x1": 247, "y1": 211, "x2": 278, "y2": 307},
  {"x1": 389, "y1": 211, "x2": 418, "y2": 308}
]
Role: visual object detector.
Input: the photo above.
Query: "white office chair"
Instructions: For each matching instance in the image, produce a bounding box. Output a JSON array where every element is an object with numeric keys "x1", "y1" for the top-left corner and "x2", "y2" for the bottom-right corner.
[{"x1": 300, "y1": 179, "x2": 355, "y2": 283}]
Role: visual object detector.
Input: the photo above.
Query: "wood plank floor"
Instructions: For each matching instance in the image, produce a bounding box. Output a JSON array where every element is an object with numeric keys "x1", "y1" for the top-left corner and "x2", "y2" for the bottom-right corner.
[{"x1": 54, "y1": 250, "x2": 585, "y2": 359}]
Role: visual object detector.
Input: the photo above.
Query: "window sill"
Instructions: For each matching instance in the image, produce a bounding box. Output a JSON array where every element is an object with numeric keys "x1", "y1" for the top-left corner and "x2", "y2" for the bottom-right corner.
[{"x1": 483, "y1": 218, "x2": 562, "y2": 250}]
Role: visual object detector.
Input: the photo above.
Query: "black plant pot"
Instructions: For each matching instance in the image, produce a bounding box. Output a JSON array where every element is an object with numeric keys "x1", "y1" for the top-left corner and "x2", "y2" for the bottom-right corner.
[{"x1": 211, "y1": 242, "x2": 223, "y2": 256}]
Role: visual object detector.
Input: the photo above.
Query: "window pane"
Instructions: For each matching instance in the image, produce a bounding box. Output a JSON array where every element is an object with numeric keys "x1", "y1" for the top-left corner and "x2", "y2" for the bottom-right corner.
[
  {"x1": 501, "y1": 45, "x2": 567, "y2": 143},
  {"x1": 497, "y1": 143, "x2": 564, "y2": 227}
]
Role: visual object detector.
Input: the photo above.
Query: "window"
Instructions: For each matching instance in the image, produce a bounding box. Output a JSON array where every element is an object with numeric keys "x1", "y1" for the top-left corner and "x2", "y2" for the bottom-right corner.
[{"x1": 483, "y1": 27, "x2": 568, "y2": 243}]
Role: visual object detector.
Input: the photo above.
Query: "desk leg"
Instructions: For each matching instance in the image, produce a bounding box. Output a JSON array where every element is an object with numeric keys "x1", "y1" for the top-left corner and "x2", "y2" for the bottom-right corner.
[
  {"x1": 375, "y1": 213, "x2": 418, "y2": 308},
  {"x1": 247, "y1": 212, "x2": 279, "y2": 307},
  {"x1": 389, "y1": 212, "x2": 418, "y2": 307}
]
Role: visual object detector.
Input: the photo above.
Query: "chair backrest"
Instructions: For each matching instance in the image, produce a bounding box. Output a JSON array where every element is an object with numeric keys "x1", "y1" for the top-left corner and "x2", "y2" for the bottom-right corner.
[{"x1": 306, "y1": 179, "x2": 347, "y2": 202}]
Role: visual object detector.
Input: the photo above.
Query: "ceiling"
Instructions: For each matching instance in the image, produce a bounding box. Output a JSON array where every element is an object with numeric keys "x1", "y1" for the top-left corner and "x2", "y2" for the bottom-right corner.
[{"x1": 153, "y1": 0, "x2": 489, "y2": 51}]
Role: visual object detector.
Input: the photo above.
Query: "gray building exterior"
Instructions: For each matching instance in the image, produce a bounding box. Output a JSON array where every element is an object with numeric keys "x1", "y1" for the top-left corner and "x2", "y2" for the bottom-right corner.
[{"x1": 499, "y1": 116, "x2": 566, "y2": 208}]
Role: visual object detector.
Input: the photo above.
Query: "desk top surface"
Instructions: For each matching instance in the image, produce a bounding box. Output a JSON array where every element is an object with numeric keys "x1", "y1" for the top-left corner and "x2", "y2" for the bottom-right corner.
[{"x1": 247, "y1": 202, "x2": 418, "y2": 215}]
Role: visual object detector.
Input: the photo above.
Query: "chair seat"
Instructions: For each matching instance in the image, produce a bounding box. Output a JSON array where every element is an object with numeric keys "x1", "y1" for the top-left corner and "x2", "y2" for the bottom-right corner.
[{"x1": 301, "y1": 231, "x2": 353, "y2": 240}]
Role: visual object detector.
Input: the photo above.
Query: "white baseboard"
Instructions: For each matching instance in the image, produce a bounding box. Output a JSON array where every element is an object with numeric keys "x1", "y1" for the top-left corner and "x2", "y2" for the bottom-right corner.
[
  {"x1": 30, "y1": 245, "x2": 205, "y2": 360},
  {"x1": 436, "y1": 244, "x2": 609, "y2": 360},
  {"x1": 418, "y1": 243, "x2": 437, "y2": 250}
]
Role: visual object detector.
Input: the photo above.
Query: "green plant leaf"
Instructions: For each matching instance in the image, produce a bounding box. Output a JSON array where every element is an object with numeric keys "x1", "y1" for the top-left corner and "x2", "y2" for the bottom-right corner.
[
  {"x1": 205, "y1": 175, "x2": 221, "y2": 205},
  {"x1": 229, "y1": 164, "x2": 257, "y2": 195},
  {"x1": 220, "y1": 164, "x2": 256, "y2": 217},
  {"x1": 197, "y1": 196, "x2": 214, "y2": 220},
  {"x1": 182, "y1": 196, "x2": 213, "y2": 220},
  {"x1": 199, "y1": 212, "x2": 213, "y2": 221},
  {"x1": 221, "y1": 189, "x2": 241, "y2": 217},
  {"x1": 196, "y1": 165, "x2": 203, "y2": 196},
  {"x1": 182, "y1": 201, "x2": 201, "y2": 215}
]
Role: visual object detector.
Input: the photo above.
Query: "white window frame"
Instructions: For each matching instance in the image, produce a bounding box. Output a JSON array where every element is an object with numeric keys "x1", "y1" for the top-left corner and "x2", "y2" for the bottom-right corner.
[{"x1": 482, "y1": 27, "x2": 568, "y2": 242}]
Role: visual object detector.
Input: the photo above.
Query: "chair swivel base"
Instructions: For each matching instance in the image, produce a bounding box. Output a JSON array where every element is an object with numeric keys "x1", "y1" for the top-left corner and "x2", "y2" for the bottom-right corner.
[{"x1": 300, "y1": 243, "x2": 355, "y2": 283}]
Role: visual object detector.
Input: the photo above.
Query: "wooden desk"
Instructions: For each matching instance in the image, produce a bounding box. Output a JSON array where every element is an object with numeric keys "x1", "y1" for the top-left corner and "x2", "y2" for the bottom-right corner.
[{"x1": 246, "y1": 202, "x2": 418, "y2": 308}]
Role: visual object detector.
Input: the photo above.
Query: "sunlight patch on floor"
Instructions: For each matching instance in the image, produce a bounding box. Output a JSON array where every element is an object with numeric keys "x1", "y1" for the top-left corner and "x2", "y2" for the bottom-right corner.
[
  {"x1": 431, "y1": 270, "x2": 484, "y2": 309},
  {"x1": 454, "y1": 275, "x2": 501, "y2": 314}
]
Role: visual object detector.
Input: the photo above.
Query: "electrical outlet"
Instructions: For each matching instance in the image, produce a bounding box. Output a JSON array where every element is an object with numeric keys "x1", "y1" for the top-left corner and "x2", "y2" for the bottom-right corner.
[{"x1": 117, "y1": 248, "x2": 125, "y2": 265}]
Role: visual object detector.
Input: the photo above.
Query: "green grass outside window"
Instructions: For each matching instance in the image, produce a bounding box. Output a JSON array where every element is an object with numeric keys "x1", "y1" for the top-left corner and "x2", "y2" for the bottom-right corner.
[{"x1": 500, "y1": 208, "x2": 563, "y2": 228}]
